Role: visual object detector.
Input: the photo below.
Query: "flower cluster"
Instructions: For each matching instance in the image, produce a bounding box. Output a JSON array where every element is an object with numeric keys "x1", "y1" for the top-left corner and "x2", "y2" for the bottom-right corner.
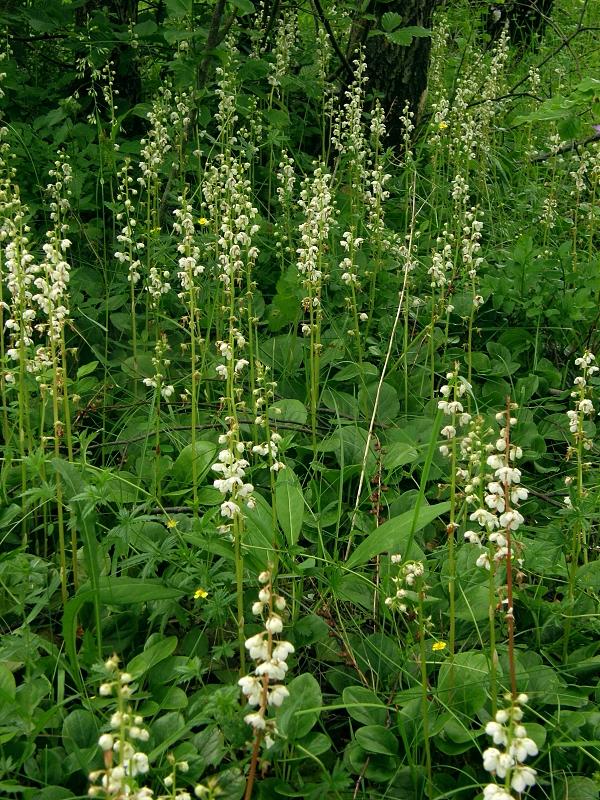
[
  {"x1": 88, "y1": 655, "x2": 151, "y2": 800},
  {"x1": 567, "y1": 349, "x2": 596, "y2": 453},
  {"x1": 2, "y1": 187, "x2": 38, "y2": 382},
  {"x1": 463, "y1": 406, "x2": 528, "y2": 571},
  {"x1": 174, "y1": 195, "x2": 204, "y2": 298},
  {"x1": 238, "y1": 571, "x2": 294, "y2": 746},
  {"x1": 115, "y1": 158, "x2": 143, "y2": 285},
  {"x1": 385, "y1": 554, "x2": 425, "y2": 614},
  {"x1": 143, "y1": 334, "x2": 174, "y2": 400},
  {"x1": 482, "y1": 693, "x2": 538, "y2": 798},
  {"x1": 438, "y1": 368, "x2": 471, "y2": 458},
  {"x1": 212, "y1": 428, "x2": 256, "y2": 519},
  {"x1": 32, "y1": 153, "x2": 73, "y2": 356},
  {"x1": 138, "y1": 86, "x2": 172, "y2": 191}
]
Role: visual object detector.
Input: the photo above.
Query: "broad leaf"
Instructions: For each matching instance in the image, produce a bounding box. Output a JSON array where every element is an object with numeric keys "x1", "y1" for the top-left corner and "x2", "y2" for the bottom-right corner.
[{"x1": 346, "y1": 502, "x2": 450, "y2": 568}]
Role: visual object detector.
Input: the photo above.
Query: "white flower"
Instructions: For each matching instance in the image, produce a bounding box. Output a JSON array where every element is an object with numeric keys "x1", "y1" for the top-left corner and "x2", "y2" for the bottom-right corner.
[
  {"x1": 267, "y1": 685, "x2": 290, "y2": 706},
  {"x1": 487, "y1": 454, "x2": 504, "y2": 470},
  {"x1": 216, "y1": 364, "x2": 228, "y2": 379},
  {"x1": 511, "y1": 486, "x2": 528, "y2": 504},
  {"x1": 238, "y1": 675, "x2": 263, "y2": 706},
  {"x1": 510, "y1": 737, "x2": 539, "y2": 762},
  {"x1": 499, "y1": 509, "x2": 524, "y2": 530},
  {"x1": 245, "y1": 633, "x2": 268, "y2": 661},
  {"x1": 99, "y1": 683, "x2": 113, "y2": 696},
  {"x1": 272, "y1": 641, "x2": 295, "y2": 660},
  {"x1": 470, "y1": 508, "x2": 499, "y2": 529},
  {"x1": 482, "y1": 747, "x2": 501, "y2": 772},
  {"x1": 98, "y1": 734, "x2": 114, "y2": 751},
  {"x1": 511, "y1": 766, "x2": 537, "y2": 793},
  {"x1": 495, "y1": 752, "x2": 515, "y2": 778},
  {"x1": 485, "y1": 721, "x2": 508, "y2": 746},
  {"x1": 495, "y1": 466, "x2": 521, "y2": 485},
  {"x1": 244, "y1": 712, "x2": 266, "y2": 729},
  {"x1": 476, "y1": 552, "x2": 491, "y2": 570},
  {"x1": 464, "y1": 530, "x2": 482, "y2": 546},
  {"x1": 265, "y1": 615, "x2": 283, "y2": 634},
  {"x1": 483, "y1": 785, "x2": 512, "y2": 800},
  {"x1": 220, "y1": 500, "x2": 240, "y2": 519},
  {"x1": 579, "y1": 399, "x2": 594, "y2": 414}
]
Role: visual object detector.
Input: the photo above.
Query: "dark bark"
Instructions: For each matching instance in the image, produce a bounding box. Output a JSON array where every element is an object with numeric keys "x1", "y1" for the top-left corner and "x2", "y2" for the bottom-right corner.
[{"x1": 362, "y1": 0, "x2": 438, "y2": 146}]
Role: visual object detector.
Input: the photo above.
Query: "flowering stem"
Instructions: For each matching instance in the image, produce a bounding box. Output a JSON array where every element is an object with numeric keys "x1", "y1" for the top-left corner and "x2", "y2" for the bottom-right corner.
[
  {"x1": 502, "y1": 397, "x2": 518, "y2": 702},
  {"x1": 417, "y1": 577, "x2": 433, "y2": 800},
  {"x1": 234, "y1": 511, "x2": 246, "y2": 675}
]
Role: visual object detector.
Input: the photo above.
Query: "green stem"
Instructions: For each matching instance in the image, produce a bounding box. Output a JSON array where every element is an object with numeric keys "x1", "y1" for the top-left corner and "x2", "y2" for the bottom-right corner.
[{"x1": 418, "y1": 578, "x2": 433, "y2": 800}]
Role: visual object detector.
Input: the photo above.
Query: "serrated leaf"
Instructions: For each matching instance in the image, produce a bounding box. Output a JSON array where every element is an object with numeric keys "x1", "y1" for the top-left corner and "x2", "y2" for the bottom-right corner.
[
  {"x1": 228, "y1": 0, "x2": 255, "y2": 14},
  {"x1": 134, "y1": 19, "x2": 158, "y2": 36},
  {"x1": 381, "y1": 11, "x2": 402, "y2": 31},
  {"x1": 386, "y1": 25, "x2": 431, "y2": 46},
  {"x1": 165, "y1": 0, "x2": 191, "y2": 16}
]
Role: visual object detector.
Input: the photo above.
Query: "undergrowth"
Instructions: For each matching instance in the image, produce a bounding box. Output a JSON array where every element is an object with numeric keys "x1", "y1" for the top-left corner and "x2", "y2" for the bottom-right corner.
[{"x1": 2, "y1": 1, "x2": 600, "y2": 798}]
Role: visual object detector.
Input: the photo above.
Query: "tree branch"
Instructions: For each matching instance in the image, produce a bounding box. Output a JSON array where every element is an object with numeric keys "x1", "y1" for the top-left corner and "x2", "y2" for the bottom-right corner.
[{"x1": 312, "y1": 0, "x2": 354, "y2": 80}]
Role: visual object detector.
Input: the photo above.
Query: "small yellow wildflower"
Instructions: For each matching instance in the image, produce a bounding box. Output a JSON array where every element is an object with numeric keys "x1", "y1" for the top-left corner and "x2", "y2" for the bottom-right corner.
[
  {"x1": 438, "y1": 122, "x2": 448, "y2": 130},
  {"x1": 166, "y1": 519, "x2": 177, "y2": 529},
  {"x1": 432, "y1": 641, "x2": 447, "y2": 652},
  {"x1": 150, "y1": 226, "x2": 161, "y2": 233},
  {"x1": 198, "y1": 217, "x2": 208, "y2": 225},
  {"x1": 194, "y1": 588, "x2": 208, "y2": 600}
]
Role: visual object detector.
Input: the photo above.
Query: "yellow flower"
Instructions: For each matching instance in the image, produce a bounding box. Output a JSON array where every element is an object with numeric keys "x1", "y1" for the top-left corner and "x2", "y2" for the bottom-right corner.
[
  {"x1": 194, "y1": 588, "x2": 208, "y2": 600},
  {"x1": 166, "y1": 519, "x2": 177, "y2": 529},
  {"x1": 198, "y1": 217, "x2": 208, "y2": 225},
  {"x1": 432, "y1": 641, "x2": 447, "y2": 651},
  {"x1": 438, "y1": 122, "x2": 448, "y2": 130},
  {"x1": 150, "y1": 226, "x2": 161, "y2": 233}
]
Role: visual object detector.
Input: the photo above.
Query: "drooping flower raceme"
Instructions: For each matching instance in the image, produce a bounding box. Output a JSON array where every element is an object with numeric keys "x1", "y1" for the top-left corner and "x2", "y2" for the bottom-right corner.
[
  {"x1": 482, "y1": 693, "x2": 538, "y2": 798},
  {"x1": 88, "y1": 655, "x2": 152, "y2": 800},
  {"x1": 238, "y1": 571, "x2": 293, "y2": 748},
  {"x1": 465, "y1": 406, "x2": 528, "y2": 570}
]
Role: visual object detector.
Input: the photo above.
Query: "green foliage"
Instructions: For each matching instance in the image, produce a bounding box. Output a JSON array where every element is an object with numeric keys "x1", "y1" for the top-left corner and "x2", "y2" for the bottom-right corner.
[{"x1": 2, "y1": 0, "x2": 600, "y2": 798}]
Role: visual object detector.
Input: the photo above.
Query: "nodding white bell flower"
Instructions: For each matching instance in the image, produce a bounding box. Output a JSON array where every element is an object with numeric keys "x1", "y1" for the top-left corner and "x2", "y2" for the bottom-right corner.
[
  {"x1": 272, "y1": 641, "x2": 295, "y2": 661},
  {"x1": 267, "y1": 685, "x2": 289, "y2": 707},
  {"x1": 244, "y1": 712, "x2": 266, "y2": 730},
  {"x1": 220, "y1": 500, "x2": 240, "y2": 519},
  {"x1": 495, "y1": 466, "x2": 521, "y2": 485},
  {"x1": 510, "y1": 766, "x2": 537, "y2": 793},
  {"x1": 499, "y1": 509, "x2": 524, "y2": 530},
  {"x1": 464, "y1": 530, "x2": 482, "y2": 546},
  {"x1": 485, "y1": 721, "x2": 508, "y2": 746},
  {"x1": 511, "y1": 486, "x2": 528, "y2": 504},
  {"x1": 245, "y1": 633, "x2": 269, "y2": 662},
  {"x1": 265, "y1": 615, "x2": 283, "y2": 634},
  {"x1": 483, "y1": 785, "x2": 513, "y2": 800},
  {"x1": 238, "y1": 675, "x2": 263, "y2": 706},
  {"x1": 509, "y1": 737, "x2": 539, "y2": 762},
  {"x1": 487, "y1": 454, "x2": 504, "y2": 470},
  {"x1": 470, "y1": 508, "x2": 500, "y2": 529}
]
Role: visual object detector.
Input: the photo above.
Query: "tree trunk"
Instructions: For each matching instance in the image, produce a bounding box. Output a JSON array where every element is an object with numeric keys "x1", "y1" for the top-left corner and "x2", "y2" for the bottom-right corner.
[{"x1": 363, "y1": 0, "x2": 438, "y2": 146}]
